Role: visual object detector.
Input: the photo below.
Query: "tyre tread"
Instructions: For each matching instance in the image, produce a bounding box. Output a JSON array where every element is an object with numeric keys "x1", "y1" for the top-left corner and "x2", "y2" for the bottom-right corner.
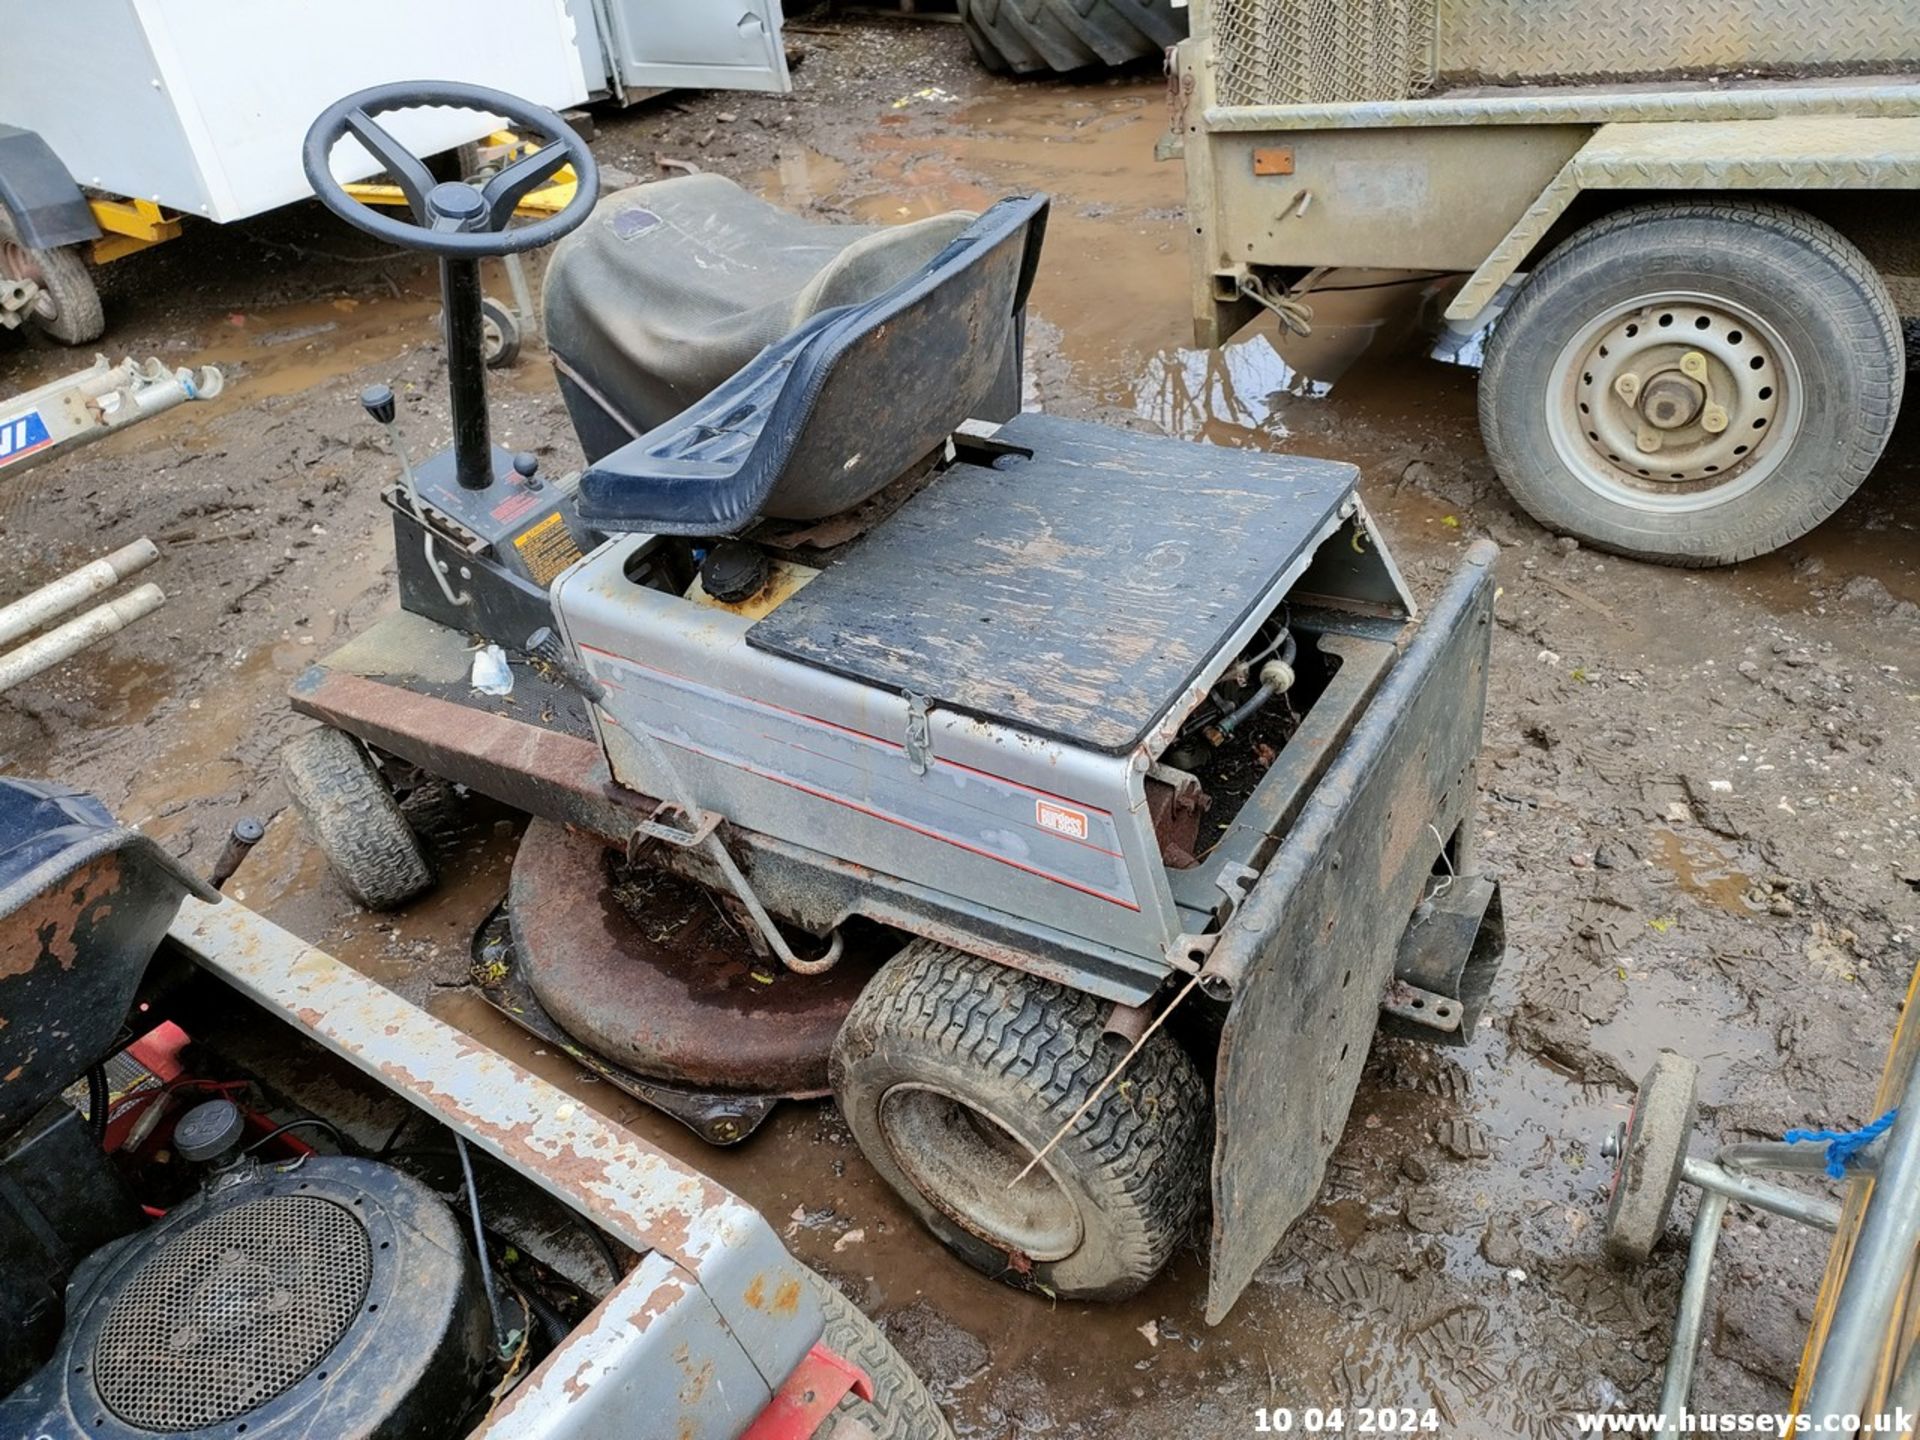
[
  {"x1": 957, "y1": 0, "x2": 1185, "y2": 73},
  {"x1": 810, "y1": 1276, "x2": 957, "y2": 1440},
  {"x1": 282, "y1": 727, "x2": 434, "y2": 910},
  {"x1": 831, "y1": 941, "x2": 1208, "y2": 1297}
]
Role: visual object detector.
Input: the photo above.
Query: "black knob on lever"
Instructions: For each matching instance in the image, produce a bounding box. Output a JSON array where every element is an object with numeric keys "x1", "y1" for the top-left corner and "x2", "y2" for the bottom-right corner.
[
  {"x1": 512, "y1": 452, "x2": 542, "y2": 489},
  {"x1": 208, "y1": 817, "x2": 265, "y2": 892},
  {"x1": 361, "y1": 384, "x2": 396, "y2": 426}
]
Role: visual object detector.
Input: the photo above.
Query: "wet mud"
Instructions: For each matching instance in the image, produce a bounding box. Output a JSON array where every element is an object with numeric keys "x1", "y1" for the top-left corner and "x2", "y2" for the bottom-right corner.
[{"x1": 2, "y1": 16, "x2": 1917, "y2": 1437}]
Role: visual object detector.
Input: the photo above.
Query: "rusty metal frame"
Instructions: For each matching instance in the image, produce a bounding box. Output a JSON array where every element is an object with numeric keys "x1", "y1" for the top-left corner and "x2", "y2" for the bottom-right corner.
[{"x1": 167, "y1": 896, "x2": 826, "y2": 1439}]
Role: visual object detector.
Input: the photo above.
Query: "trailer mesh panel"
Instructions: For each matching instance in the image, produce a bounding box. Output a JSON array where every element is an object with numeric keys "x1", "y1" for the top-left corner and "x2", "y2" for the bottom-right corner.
[{"x1": 1209, "y1": 0, "x2": 1436, "y2": 109}]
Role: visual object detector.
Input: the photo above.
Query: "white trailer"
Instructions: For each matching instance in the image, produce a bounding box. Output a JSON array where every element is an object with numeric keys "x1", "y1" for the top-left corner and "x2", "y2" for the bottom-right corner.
[{"x1": 0, "y1": 0, "x2": 790, "y2": 342}]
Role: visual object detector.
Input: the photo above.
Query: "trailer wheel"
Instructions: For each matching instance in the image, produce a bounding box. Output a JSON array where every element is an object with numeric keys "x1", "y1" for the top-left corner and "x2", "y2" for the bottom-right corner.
[
  {"x1": 831, "y1": 941, "x2": 1208, "y2": 1301},
  {"x1": 0, "y1": 215, "x2": 103, "y2": 345},
  {"x1": 807, "y1": 1276, "x2": 957, "y2": 1440},
  {"x1": 1480, "y1": 201, "x2": 1903, "y2": 566},
  {"x1": 282, "y1": 727, "x2": 434, "y2": 910},
  {"x1": 958, "y1": 0, "x2": 1186, "y2": 75},
  {"x1": 1603, "y1": 1052, "x2": 1699, "y2": 1264}
]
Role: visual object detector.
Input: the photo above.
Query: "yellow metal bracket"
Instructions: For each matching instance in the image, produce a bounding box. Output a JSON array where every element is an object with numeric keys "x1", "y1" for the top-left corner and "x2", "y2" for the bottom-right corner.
[
  {"x1": 340, "y1": 131, "x2": 579, "y2": 221},
  {"x1": 88, "y1": 198, "x2": 182, "y2": 264}
]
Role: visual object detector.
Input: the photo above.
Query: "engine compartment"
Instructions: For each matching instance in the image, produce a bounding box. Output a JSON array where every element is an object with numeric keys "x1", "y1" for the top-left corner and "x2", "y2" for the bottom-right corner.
[{"x1": 0, "y1": 958, "x2": 622, "y2": 1440}]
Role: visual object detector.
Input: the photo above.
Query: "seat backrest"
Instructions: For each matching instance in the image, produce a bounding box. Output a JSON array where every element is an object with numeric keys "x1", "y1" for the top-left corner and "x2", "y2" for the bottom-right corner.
[
  {"x1": 575, "y1": 193, "x2": 1049, "y2": 536},
  {"x1": 0, "y1": 780, "x2": 208, "y2": 1136}
]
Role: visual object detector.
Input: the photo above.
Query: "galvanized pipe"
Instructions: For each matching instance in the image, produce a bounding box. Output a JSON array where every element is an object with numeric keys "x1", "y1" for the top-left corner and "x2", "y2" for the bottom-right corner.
[
  {"x1": 1683, "y1": 1156, "x2": 1843, "y2": 1232},
  {"x1": 0, "y1": 582, "x2": 166, "y2": 693},
  {"x1": 1659, "y1": 1188, "x2": 1731, "y2": 1439},
  {"x1": 0, "y1": 537, "x2": 159, "y2": 647},
  {"x1": 1801, "y1": 1064, "x2": 1920, "y2": 1433}
]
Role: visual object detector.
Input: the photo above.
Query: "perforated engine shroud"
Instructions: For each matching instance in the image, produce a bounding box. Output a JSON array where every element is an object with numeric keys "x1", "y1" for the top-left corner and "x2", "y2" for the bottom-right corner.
[{"x1": 0, "y1": 1157, "x2": 488, "y2": 1440}]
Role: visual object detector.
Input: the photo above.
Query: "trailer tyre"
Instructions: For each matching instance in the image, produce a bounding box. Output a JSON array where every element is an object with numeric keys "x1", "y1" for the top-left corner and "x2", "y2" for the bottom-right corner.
[
  {"x1": 0, "y1": 214, "x2": 104, "y2": 346},
  {"x1": 832, "y1": 941, "x2": 1208, "y2": 1301},
  {"x1": 282, "y1": 727, "x2": 434, "y2": 910},
  {"x1": 808, "y1": 1276, "x2": 957, "y2": 1440},
  {"x1": 1602, "y1": 1051, "x2": 1698, "y2": 1264},
  {"x1": 957, "y1": 0, "x2": 1186, "y2": 75},
  {"x1": 1480, "y1": 201, "x2": 1903, "y2": 566}
]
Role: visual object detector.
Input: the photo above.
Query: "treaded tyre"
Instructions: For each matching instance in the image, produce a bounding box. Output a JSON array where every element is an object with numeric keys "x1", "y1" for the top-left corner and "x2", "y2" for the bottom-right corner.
[
  {"x1": 831, "y1": 940, "x2": 1208, "y2": 1301},
  {"x1": 282, "y1": 727, "x2": 434, "y2": 910},
  {"x1": 958, "y1": 0, "x2": 1186, "y2": 75},
  {"x1": 808, "y1": 1276, "x2": 956, "y2": 1440},
  {"x1": 1603, "y1": 1051, "x2": 1699, "y2": 1264},
  {"x1": 0, "y1": 213, "x2": 104, "y2": 345},
  {"x1": 1480, "y1": 200, "x2": 1903, "y2": 567}
]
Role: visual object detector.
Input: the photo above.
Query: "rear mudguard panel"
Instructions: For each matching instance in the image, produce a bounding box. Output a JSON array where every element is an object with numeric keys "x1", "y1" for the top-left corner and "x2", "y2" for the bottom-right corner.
[{"x1": 1202, "y1": 539, "x2": 1498, "y2": 1323}]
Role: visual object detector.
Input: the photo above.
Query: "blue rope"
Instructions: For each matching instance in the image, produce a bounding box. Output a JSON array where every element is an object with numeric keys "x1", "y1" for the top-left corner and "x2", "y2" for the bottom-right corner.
[{"x1": 1785, "y1": 1108, "x2": 1898, "y2": 1180}]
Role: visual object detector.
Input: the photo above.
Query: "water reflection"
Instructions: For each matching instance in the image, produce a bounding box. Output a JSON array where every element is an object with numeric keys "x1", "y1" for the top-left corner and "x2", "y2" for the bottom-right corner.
[{"x1": 1133, "y1": 330, "x2": 1329, "y2": 446}]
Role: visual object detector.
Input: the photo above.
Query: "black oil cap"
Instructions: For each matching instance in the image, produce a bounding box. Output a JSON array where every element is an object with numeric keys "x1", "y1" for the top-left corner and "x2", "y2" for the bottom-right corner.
[
  {"x1": 173, "y1": 1098, "x2": 246, "y2": 1164},
  {"x1": 701, "y1": 541, "x2": 770, "y2": 605}
]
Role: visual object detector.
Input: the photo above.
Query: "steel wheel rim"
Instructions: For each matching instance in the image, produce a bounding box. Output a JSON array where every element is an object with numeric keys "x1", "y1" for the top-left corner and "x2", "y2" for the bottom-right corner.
[
  {"x1": 1545, "y1": 291, "x2": 1803, "y2": 513},
  {"x1": 878, "y1": 1082, "x2": 1084, "y2": 1261}
]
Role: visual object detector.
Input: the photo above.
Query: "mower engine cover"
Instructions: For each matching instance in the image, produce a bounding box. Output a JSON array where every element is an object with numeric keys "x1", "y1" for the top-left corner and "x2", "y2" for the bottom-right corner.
[{"x1": 1, "y1": 1156, "x2": 489, "y2": 1440}]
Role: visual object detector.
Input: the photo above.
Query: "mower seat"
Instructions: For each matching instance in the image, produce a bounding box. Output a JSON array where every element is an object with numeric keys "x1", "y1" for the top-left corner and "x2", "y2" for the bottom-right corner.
[
  {"x1": 0, "y1": 779, "x2": 212, "y2": 1135},
  {"x1": 544, "y1": 174, "x2": 981, "y2": 461},
  {"x1": 573, "y1": 190, "x2": 1049, "y2": 536}
]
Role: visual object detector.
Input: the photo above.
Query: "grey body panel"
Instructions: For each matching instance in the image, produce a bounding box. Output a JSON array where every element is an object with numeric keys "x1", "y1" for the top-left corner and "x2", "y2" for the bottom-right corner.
[
  {"x1": 748, "y1": 412, "x2": 1361, "y2": 755},
  {"x1": 555, "y1": 415, "x2": 1375, "y2": 984},
  {"x1": 1200, "y1": 540, "x2": 1497, "y2": 1324},
  {"x1": 0, "y1": 125, "x2": 98, "y2": 249}
]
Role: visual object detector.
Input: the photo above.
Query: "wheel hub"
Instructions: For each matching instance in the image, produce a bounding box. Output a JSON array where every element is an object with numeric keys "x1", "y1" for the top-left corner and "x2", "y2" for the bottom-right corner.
[
  {"x1": 1551, "y1": 295, "x2": 1797, "y2": 508},
  {"x1": 0, "y1": 240, "x2": 56, "y2": 320},
  {"x1": 878, "y1": 1082, "x2": 1084, "y2": 1262},
  {"x1": 1637, "y1": 370, "x2": 1704, "y2": 430}
]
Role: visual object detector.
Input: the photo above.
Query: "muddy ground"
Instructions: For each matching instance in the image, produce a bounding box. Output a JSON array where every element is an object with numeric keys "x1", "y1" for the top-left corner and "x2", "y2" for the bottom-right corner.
[{"x1": 4, "y1": 17, "x2": 1918, "y2": 1437}]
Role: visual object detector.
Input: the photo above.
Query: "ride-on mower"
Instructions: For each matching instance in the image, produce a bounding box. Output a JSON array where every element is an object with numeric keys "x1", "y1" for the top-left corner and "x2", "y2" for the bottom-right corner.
[{"x1": 286, "y1": 82, "x2": 1506, "y2": 1323}]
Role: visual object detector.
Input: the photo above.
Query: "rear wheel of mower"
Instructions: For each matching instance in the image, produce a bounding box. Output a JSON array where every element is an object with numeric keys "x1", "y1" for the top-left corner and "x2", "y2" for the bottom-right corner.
[
  {"x1": 282, "y1": 727, "x2": 434, "y2": 910},
  {"x1": 808, "y1": 1275, "x2": 956, "y2": 1440},
  {"x1": 831, "y1": 941, "x2": 1209, "y2": 1300},
  {"x1": 0, "y1": 214, "x2": 104, "y2": 345},
  {"x1": 1480, "y1": 200, "x2": 1903, "y2": 566},
  {"x1": 958, "y1": 0, "x2": 1187, "y2": 75},
  {"x1": 1603, "y1": 1051, "x2": 1699, "y2": 1264}
]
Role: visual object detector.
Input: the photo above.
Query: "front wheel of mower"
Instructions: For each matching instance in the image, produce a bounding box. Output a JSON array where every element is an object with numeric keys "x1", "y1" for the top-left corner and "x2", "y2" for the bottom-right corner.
[
  {"x1": 282, "y1": 727, "x2": 434, "y2": 910},
  {"x1": 808, "y1": 1275, "x2": 956, "y2": 1440},
  {"x1": 1479, "y1": 200, "x2": 1903, "y2": 566},
  {"x1": 1603, "y1": 1051, "x2": 1699, "y2": 1264},
  {"x1": 481, "y1": 297, "x2": 520, "y2": 369},
  {"x1": 831, "y1": 941, "x2": 1209, "y2": 1301}
]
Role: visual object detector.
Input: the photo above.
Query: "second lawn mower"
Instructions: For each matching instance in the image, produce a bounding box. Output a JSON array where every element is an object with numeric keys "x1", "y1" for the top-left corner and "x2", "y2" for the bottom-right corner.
[{"x1": 285, "y1": 81, "x2": 1505, "y2": 1322}]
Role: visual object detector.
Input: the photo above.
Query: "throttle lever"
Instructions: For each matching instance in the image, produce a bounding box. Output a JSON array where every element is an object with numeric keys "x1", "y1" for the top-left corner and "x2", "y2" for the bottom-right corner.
[{"x1": 523, "y1": 626, "x2": 608, "y2": 707}]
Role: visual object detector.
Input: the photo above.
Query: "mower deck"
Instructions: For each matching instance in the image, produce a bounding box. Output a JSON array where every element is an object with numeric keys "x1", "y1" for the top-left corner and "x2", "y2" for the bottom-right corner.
[{"x1": 472, "y1": 818, "x2": 885, "y2": 1144}]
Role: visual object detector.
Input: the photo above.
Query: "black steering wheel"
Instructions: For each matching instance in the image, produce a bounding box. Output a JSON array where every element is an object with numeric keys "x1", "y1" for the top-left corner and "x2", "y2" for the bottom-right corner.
[{"x1": 302, "y1": 81, "x2": 599, "y2": 257}]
